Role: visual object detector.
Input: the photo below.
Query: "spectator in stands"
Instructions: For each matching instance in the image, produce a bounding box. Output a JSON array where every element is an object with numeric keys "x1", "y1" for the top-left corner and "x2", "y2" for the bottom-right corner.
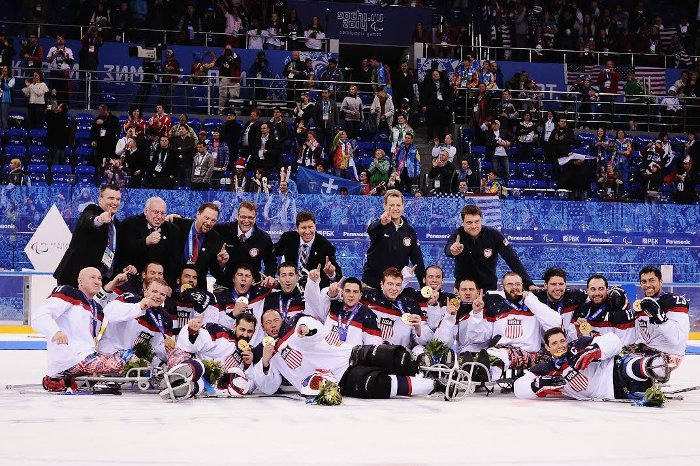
[
  {"x1": 0, "y1": 66, "x2": 15, "y2": 130},
  {"x1": 395, "y1": 132, "x2": 421, "y2": 193},
  {"x1": 149, "y1": 135, "x2": 178, "y2": 189},
  {"x1": 171, "y1": 125, "x2": 195, "y2": 182},
  {"x1": 429, "y1": 150, "x2": 455, "y2": 194},
  {"x1": 340, "y1": 85, "x2": 363, "y2": 140},
  {"x1": 21, "y1": 32, "x2": 43, "y2": 79},
  {"x1": 486, "y1": 119, "x2": 512, "y2": 182},
  {"x1": 169, "y1": 114, "x2": 194, "y2": 139},
  {"x1": 208, "y1": 128, "x2": 230, "y2": 184},
  {"x1": 178, "y1": 2, "x2": 201, "y2": 44},
  {"x1": 481, "y1": 169, "x2": 505, "y2": 197},
  {"x1": 79, "y1": 24, "x2": 103, "y2": 94},
  {"x1": 370, "y1": 90, "x2": 394, "y2": 133},
  {"x1": 549, "y1": 115, "x2": 574, "y2": 180},
  {"x1": 472, "y1": 83, "x2": 493, "y2": 144},
  {"x1": 411, "y1": 21, "x2": 431, "y2": 45},
  {"x1": 0, "y1": 32, "x2": 15, "y2": 73},
  {"x1": 124, "y1": 106, "x2": 147, "y2": 142},
  {"x1": 370, "y1": 57, "x2": 391, "y2": 92},
  {"x1": 393, "y1": 62, "x2": 413, "y2": 111},
  {"x1": 284, "y1": 50, "x2": 306, "y2": 106},
  {"x1": 435, "y1": 19, "x2": 456, "y2": 58},
  {"x1": 123, "y1": 137, "x2": 147, "y2": 188},
  {"x1": 216, "y1": 46, "x2": 241, "y2": 114},
  {"x1": 368, "y1": 148, "x2": 391, "y2": 188},
  {"x1": 248, "y1": 51, "x2": 272, "y2": 104},
  {"x1": 392, "y1": 113, "x2": 413, "y2": 155},
  {"x1": 590, "y1": 127, "x2": 613, "y2": 168},
  {"x1": 112, "y1": 1, "x2": 133, "y2": 40},
  {"x1": 268, "y1": 107, "x2": 288, "y2": 144},
  {"x1": 578, "y1": 76, "x2": 599, "y2": 129},
  {"x1": 297, "y1": 130, "x2": 323, "y2": 169},
  {"x1": 23, "y1": 72, "x2": 49, "y2": 130},
  {"x1": 597, "y1": 60, "x2": 620, "y2": 112},
  {"x1": 46, "y1": 34, "x2": 73, "y2": 105},
  {"x1": 495, "y1": 89, "x2": 519, "y2": 135},
  {"x1": 512, "y1": 2, "x2": 530, "y2": 60},
  {"x1": 660, "y1": 87, "x2": 683, "y2": 129},
  {"x1": 221, "y1": 109, "x2": 241, "y2": 159},
  {"x1": 331, "y1": 129, "x2": 357, "y2": 180},
  {"x1": 229, "y1": 157, "x2": 247, "y2": 193},
  {"x1": 101, "y1": 157, "x2": 128, "y2": 188},
  {"x1": 683, "y1": 131, "x2": 700, "y2": 168},
  {"x1": 191, "y1": 141, "x2": 214, "y2": 191},
  {"x1": 612, "y1": 129, "x2": 633, "y2": 190},
  {"x1": 90, "y1": 104, "x2": 120, "y2": 167},
  {"x1": 246, "y1": 18, "x2": 269, "y2": 50},
  {"x1": 623, "y1": 71, "x2": 645, "y2": 131},
  {"x1": 477, "y1": 61, "x2": 496, "y2": 90},
  {"x1": 313, "y1": 88, "x2": 339, "y2": 154},
  {"x1": 675, "y1": 157, "x2": 697, "y2": 204},
  {"x1": 319, "y1": 58, "x2": 344, "y2": 95},
  {"x1": 642, "y1": 139, "x2": 671, "y2": 196},
  {"x1": 6, "y1": 159, "x2": 28, "y2": 187},
  {"x1": 644, "y1": 25, "x2": 664, "y2": 66},
  {"x1": 597, "y1": 160, "x2": 623, "y2": 201},
  {"x1": 221, "y1": 3, "x2": 244, "y2": 48},
  {"x1": 286, "y1": 9, "x2": 304, "y2": 50},
  {"x1": 201, "y1": 6, "x2": 224, "y2": 47},
  {"x1": 304, "y1": 16, "x2": 326, "y2": 51},
  {"x1": 355, "y1": 57, "x2": 373, "y2": 93},
  {"x1": 249, "y1": 168, "x2": 269, "y2": 194},
  {"x1": 516, "y1": 112, "x2": 539, "y2": 163},
  {"x1": 577, "y1": 26, "x2": 596, "y2": 65},
  {"x1": 160, "y1": 49, "x2": 180, "y2": 103},
  {"x1": 189, "y1": 51, "x2": 216, "y2": 85},
  {"x1": 250, "y1": 122, "x2": 282, "y2": 171},
  {"x1": 294, "y1": 92, "x2": 315, "y2": 127},
  {"x1": 241, "y1": 108, "x2": 262, "y2": 157},
  {"x1": 421, "y1": 69, "x2": 452, "y2": 142}
]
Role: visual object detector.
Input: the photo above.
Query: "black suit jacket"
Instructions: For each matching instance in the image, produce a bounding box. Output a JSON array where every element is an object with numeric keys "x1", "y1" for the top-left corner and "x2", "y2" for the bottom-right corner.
[
  {"x1": 214, "y1": 221, "x2": 276, "y2": 287},
  {"x1": 115, "y1": 213, "x2": 182, "y2": 286},
  {"x1": 54, "y1": 204, "x2": 120, "y2": 286},
  {"x1": 172, "y1": 217, "x2": 225, "y2": 289},
  {"x1": 273, "y1": 231, "x2": 341, "y2": 288}
]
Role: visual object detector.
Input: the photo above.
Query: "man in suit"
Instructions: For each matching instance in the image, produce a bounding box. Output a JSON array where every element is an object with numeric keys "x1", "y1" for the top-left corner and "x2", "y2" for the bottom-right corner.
[
  {"x1": 485, "y1": 119, "x2": 513, "y2": 182},
  {"x1": 273, "y1": 210, "x2": 341, "y2": 289},
  {"x1": 214, "y1": 200, "x2": 277, "y2": 290},
  {"x1": 241, "y1": 109, "x2": 262, "y2": 160},
  {"x1": 248, "y1": 122, "x2": 282, "y2": 172},
  {"x1": 172, "y1": 202, "x2": 229, "y2": 291},
  {"x1": 54, "y1": 184, "x2": 122, "y2": 287},
  {"x1": 148, "y1": 135, "x2": 179, "y2": 189},
  {"x1": 116, "y1": 196, "x2": 182, "y2": 286},
  {"x1": 312, "y1": 88, "x2": 339, "y2": 155}
]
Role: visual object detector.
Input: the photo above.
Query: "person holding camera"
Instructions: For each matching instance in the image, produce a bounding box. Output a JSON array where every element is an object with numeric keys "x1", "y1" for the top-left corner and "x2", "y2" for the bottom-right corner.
[
  {"x1": 485, "y1": 119, "x2": 513, "y2": 182},
  {"x1": 46, "y1": 34, "x2": 74, "y2": 105},
  {"x1": 22, "y1": 71, "x2": 50, "y2": 130},
  {"x1": 215, "y1": 45, "x2": 241, "y2": 114},
  {"x1": 101, "y1": 157, "x2": 128, "y2": 189},
  {"x1": 79, "y1": 24, "x2": 103, "y2": 95},
  {"x1": 21, "y1": 32, "x2": 44, "y2": 79}
]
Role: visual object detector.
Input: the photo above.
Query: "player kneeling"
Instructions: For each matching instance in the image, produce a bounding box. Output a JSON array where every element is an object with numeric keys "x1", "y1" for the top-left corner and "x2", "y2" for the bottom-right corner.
[{"x1": 514, "y1": 327, "x2": 670, "y2": 401}]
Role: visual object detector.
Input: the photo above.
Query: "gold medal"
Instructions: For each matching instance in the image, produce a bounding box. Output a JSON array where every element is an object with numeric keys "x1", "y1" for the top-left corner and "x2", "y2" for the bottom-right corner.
[
  {"x1": 449, "y1": 298, "x2": 461, "y2": 308},
  {"x1": 236, "y1": 296, "x2": 249, "y2": 306},
  {"x1": 237, "y1": 340, "x2": 251, "y2": 351},
  {"x1": 578, "y1": 321, "x2": 592, "y2": 336},
  {"x1": 633, "y1": 299, "x2": 642, "y2": 312},
  {"x1": 551, "y1": 348, "x2": 567, "y2": 357},
  {"x1": 181, "y1": 283, "x2": 192, "y2": 291},
  {"x1": 420, "y1": 286, "x2": 434, "y2": 298},
  {"x1": 262, "y1": 336, "x2": 276, "y2": 347},
  {"x1": 401, "y1": 313, "x2": 413, "y2": 325}
]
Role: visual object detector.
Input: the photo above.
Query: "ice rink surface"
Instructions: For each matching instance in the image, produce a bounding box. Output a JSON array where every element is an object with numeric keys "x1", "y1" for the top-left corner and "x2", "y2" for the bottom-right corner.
[{"x1": 1, "y1": 339, "x2": 699, "y2": 466}]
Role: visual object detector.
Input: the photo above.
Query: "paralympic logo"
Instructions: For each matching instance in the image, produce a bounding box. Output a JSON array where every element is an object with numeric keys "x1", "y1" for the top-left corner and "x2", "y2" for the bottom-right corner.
[{"x1": 30, "y1": 242, "x2": 50, "y2": 254}]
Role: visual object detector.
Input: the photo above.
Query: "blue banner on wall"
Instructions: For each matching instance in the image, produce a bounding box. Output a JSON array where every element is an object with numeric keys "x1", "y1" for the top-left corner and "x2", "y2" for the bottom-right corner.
[
  {"x1": 288, "y1": 1, "x2": 433, "y2": 46},
  {"x1": 296, "y1": 167, "x2": 362, "y2": 195}
]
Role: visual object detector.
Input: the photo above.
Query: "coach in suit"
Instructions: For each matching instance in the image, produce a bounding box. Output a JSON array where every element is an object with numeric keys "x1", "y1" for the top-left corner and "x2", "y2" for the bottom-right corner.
[
  {"x1": 214, "y1": 200, "x2": 276, "y2": 289},
  {"x1": 273, "y1": 210, "x2": 341, "y2": 289},
  {"x1": 171, "y1": 202, "x2": 229, "y2": 290},
  {"x1": 115, "y1": 196, "x2": 182, "y2": 286},
  {"x1": 54, "y1": 184, "x2": 122, "y2": 287}
]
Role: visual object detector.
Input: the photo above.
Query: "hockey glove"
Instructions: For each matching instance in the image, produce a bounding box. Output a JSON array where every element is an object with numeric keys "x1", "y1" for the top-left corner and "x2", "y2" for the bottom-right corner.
[
  {"x1": 531, "y1": 375, "x2": 566, "y2": 398},
  {"x1": 638, "y1": 297, "x2": 667, "y2": 324},
  {"x1": 182, "y1": 288, "x2": 215, "y2": 314},
  {"x1": 607, "y1": 285, "x2": 628, "y2": 311},
  {"x1": 573, "y1": 344, "x2": 602, "y2": 370}
]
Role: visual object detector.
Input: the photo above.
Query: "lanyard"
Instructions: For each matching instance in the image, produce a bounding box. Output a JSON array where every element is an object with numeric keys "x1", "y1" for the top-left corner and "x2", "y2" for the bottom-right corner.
[
  {"x1": 587, "y1": 304, "x2": 607, "y2": 321},
  {"x1": 548, "y1": 299, "x2": 564, "y2": 315},
  {"x1": 337, "y1": 304, "x2": 361, "y2": 341},
  {"x1": 279, "y1": 294, "x2": 292, "y2": 320},
  {"x1": 147, "y1": 308, "x2": 166, "y2": 337},
  {"x1": 80, "y1": 291, "x2": 99, "y2": 338},
  {"x1": 186, "y1": 225, "x2": 200, "y2": 260}
]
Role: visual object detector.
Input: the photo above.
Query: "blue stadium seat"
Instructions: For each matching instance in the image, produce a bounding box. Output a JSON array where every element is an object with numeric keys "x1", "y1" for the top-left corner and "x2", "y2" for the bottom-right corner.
[
  {"x1": 374, "y1": 132, "x2": 390, "y2": 144},
  {"x1": 629, "y1": 151, "x2": 643, "y2": 168},
  {"x1": 29, "y1": 128, "x2": 47, "y2": 146},
  {"x1": 518, "y1": 162, "x2": 538, "y2": 179},
  {"x1": 282, "y1": 153, "x2": 297, "y2": 165},
  {"x1": 63, "y1": 147, "x2": 74, "y2": 165},
  {"x1": 27, "y1": 163, "x2": 49, "y2": 183},
  {"x1": 528, "y1": 179, "x2": 548, "y2": 190},
  {"x1": 6, "y1": 128, "x2": 27, "y2": 145},
  {"x1": 633, "y1": 134, "x2": 653, "y2": 150},
  {"x1": 507, "y1": 179, "x2": 527, "y2": 189},
  {"x1": 355, "y1": 141, "x2": 374, "y2": 158},
  {"x1": 51, "y1": 164, "x2": 73, "y2": 184},
  {"x1": 376, "y1": 142, "x2": 392, "y2": 154},
  {"x1": 74, "y1": 112, "x2": 94, "y2": 124},
  {"x1": 75, "y1": 165, "x2": 96, "y2": 184},
  {"x1": 202, "y1": 118, "x2": 223, "y2": 132},
  {"x1": 75, "y1": 147, "x2": 93, "y2": 165},
  {"x1": 461, "y1": 127, "x2": 475, "y2": 142},
  {"x1": 28, "y1": 146, "x2": 49, "y2": 164},
  {"x1": 4, "y1": 145, "x2": 27, "y2": 161},
  {"x1": 74, "y1": 130, "x2": 92, "y2": 147},
  {"x1": 672, "y1": 136, "x2": 689, "y2": 152},
  {"x1": 187, "y1": 119, "x2": 201, "y2": 133},
  {"x1": 471, "y1": 145, "x2": 486, "y2": 158},
  {"x1": 539, "y1": 163, "x2": 553, "y2": 180}
]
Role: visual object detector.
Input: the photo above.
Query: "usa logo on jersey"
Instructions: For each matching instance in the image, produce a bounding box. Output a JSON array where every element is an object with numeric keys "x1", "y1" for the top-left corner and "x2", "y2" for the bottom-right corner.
[
  {"x1": 325, "y1": 326, "x2": 341, "y2": 346},
  {"x1": 223, "y1": 351, "x2": 243, "y2": 370},
  {"x1": 378, "y1": 317, "x2": 395, "y2": 341},
  {"x1": 505, "y1": 318, "x2": 523, "y2": 339},
  {"x1": 282, "y1": 347, "x2": 303, "y2": 369},
  {"x1": 134, "y1": 331, "x2": 153, "y2": 347},
  {"x1": 564, "y1": 369, "x2": 589, "y2": 392},
  {"x1": 177, "y1": 310, "x2": 190, "y2": 329},
  {"x1": 638, "y1": 319, "x2": 651, "y2": 342}
]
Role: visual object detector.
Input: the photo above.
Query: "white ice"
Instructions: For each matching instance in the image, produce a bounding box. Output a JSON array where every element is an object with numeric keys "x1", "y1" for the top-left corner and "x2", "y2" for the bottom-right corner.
[{"x1": 1, "y1": 335, "x2": 699, "y2": 466}]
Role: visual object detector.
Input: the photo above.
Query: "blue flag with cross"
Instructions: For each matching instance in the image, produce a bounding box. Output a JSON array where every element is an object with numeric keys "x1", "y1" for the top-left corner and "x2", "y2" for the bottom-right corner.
[{"x1": 295, "y1": 167, "x2": 362, "y2": 195}]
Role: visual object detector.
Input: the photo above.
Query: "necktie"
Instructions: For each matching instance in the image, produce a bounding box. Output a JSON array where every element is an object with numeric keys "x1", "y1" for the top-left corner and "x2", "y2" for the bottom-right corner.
[
  {"x1": 239, "y1": 233, "x2": 246, "y2": 244},
  {"x1": 191, "y1": 233, "x2": 199, "y2": 263},
  {"x1": 300, "y1": 244, "x2": 309, "y2": 268},
  {"x1": 106, "y1": 223, "x2": 115, "y2": 276}
]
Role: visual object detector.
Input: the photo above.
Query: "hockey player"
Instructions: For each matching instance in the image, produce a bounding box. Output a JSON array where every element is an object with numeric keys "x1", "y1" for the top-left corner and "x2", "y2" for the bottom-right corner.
[
  {"x1": 110, "y1": 261, "x2": 165, "y2": 297},
  {"x1": 252, "y1": 315, "x2": 438, "y2": 399},
  {"x1": 169, "y1": 266, "x2": 219, "y2": 332},
  {"x1": 361, "y1": 267, "x2": 433, "y2": 352},
  {"x1": 514, "y1": 327, "x2": 670, "y2": 401},
  {"x1": 572, "y1": 274, "x2": 635, "y2": 345},
  {"x1": 255, "y1": 262, "x2": 307, "y2": 345},
  {"x1": 474, "y1": 272, "x2": 562, "y2": 379},
  {"x1": 533, "y1": 267, "x2": 587, "y2": 340},
  {"x1": 402, "y1": 265, "x2": 451, "y2": 331},
  {"x1": 631, "y1": 266, "x2": 689, "y2": 373},
  {"x1": 434, "y1": 278, "x2": 488, "y2": 356},
  {"x1": 32, "y1": 267, "x2": 134, "y2": 391},
  {"x1": 305, "y1": 275, "x2": 383, "y2": 346},
  {"x1": 99, "y1": 278, "x2": 175, "y2": 365},
  {"x1": 214, "y1": 264, "x2": 271, "y2": 335}
]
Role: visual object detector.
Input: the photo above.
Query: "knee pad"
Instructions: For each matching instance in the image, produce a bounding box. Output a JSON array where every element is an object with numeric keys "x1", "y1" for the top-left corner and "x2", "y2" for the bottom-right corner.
[{"x1": 340, "y1": 366, "x2": 391, "y2": 399}]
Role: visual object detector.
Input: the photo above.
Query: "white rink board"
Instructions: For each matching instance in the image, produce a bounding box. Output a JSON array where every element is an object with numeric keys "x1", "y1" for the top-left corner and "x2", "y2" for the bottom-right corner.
[{"x1": 0, "y1": 348, "x2": 699, "y2": 466}]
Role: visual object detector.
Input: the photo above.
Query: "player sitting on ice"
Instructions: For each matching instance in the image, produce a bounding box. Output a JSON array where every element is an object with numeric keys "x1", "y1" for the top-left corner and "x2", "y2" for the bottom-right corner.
[
  {"x1": 532, "y1": 267, "x2": 587, "y2": 341},
  {"x1": 256, "y1": 262, "x2": 308, "y2": 345},
  {"x1": 514, "y1": 327, "x2": 670, "y2": 402},
  {"x1": 473, "y1": 272, "x2": 562, "y2": 382},
  {"x1": 304, "y1": 274, "x2": 383, "y2": 346},
  {"x1": 626, "y1": 266, "x2": 690, "y2": 381},
  {"x1": 172, "y1": 313, "x2": 259, "y2": 398},
  {"x1": 31, "y1": 267, "x2": 137, "y2": 392},
  {"x1": 169, "y1": 266, "x2": 219, "y2": 333},
  {"x1": 401, "y1": 264, "x2": 451, "y2": 331},
  {"x1": 572, "y1": 274, "x2": 635, "y2": 345},
  {"x1": 252, "y1": 315, "x2": 444, "y2": 400},
  {"x1": 215, "y1": 264, "x2": 271, "y2": 337}
]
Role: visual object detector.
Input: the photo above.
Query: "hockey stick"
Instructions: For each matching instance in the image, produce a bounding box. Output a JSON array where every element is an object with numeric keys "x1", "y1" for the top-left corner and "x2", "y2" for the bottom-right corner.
[
  {"x1": 5, "y1": 383, "x2": 43, "y2": 390},
  {"x1": 663, "y1": 385, "x2": 700, "y2": 395}
]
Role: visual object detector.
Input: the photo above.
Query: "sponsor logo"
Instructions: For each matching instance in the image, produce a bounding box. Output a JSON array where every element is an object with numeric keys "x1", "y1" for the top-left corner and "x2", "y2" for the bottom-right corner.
[
  {"x1": 642, "y1": 238, "x2": 659, "y2": 245},
  {"x1": 542, "y1": 234, "x2": 554, "y2": 243},
  {"x1": 425, "y1": 233, "x2": 450, "y2": 239},
  {"x1": 587, "y1": 236, "x2": 613, "y2": 244},
  {"x1": 623, "y1": 237, "x2": 633, "y2": 245},
  {"x1": 317, "y1": 230, "x2": 335, "y2": 237},
  {"x1": 506, "y1": 235, "x2": 532, "y2": 242},
  {"x1": 342, "y1": 231, "x2": 369, "y2": 237},
  {"x1": 563, "y1": 235, "x2": 580, "y2": 243},
  {"x1": 664, "y1": 239, "x2": 690, "y2": 245}
]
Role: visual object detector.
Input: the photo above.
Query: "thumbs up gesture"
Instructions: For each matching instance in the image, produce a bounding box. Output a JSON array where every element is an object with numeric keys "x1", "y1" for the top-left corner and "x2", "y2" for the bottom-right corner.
[
  {"x1": 449, "y1": 234, "x2": 464, "y2": 256},
  {"x1": 323, "y1": 256, "x2": 336, "y2": 279},
  {"x1": 98, "y1": 209, "x2": 114, "y2": 224},
  {"x1": 308, "y1": 263, "x2": 322, "y2": 283},
  {"x1": 217, "y1": 243, "x2": 230, "y2": 266},
  {"x1": 146, "y1": 227, "x2": 162, "y2": 246}
]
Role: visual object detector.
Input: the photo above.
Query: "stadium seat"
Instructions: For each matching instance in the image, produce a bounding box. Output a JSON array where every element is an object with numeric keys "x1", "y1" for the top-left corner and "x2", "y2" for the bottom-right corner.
[
  {"x1": 539, "y1": 163, "x2": 553, "y2": 180},
  {"x1": 28, "y1": 128, "x2": 47, "y2": 146},
  {"x1": 507, "y1": 179, "x2": 527, "y2": 189},
  {"x1": 634, "y1": 134, "x2": 653, "y2": 150},
  {"x1": 374, "y1": 132, "x2": 390, "y2": 144},
  {"x1": 75, "y1": 165, "x2": 96, "y2": 184},
  {"x1": 5, "y1": 128, "x2": 27, "y2": 145},
  {"x1": 27, "y1": 163, "x2": 49, "y2": 183},
  {"x1": 355, "y1": 141, "x2": 374, "y2": 158},
  {"x1": 63, "y1": 147, "x2": 74, "y2": 165},
  {"x1": 51, "y1": 164, "x2": 73, "y2": 184},
  {"x1": 74, "y1": 130, "x2": 92, "y2": 148},
  {"x1": 461, "y1": 127, "x2": 475, "y2": 142},
  {"x1": 518, "y1": 163, "x2": 538, "y2": 179},
  {"x1": 203, "y1": 118, "x2": 223, "y2": 132},
  {"x1": 672, "y1": 136, "x2": 689, "y2": 152},
  {"x1": 282, "y1": 153, "x2": 297, "y2": 165},
  {"x1": 4, "y1": 145, "x2": 27, "y2": 161},
  {"x1": 187, "y1": 119, "x2": 201, "y2": 134},
  {"x1": 75, "y1": 148, "x2": 93, "y2": 166},
  {"x1": 528, "y1": 179, "x2": 548, "y2": 190},
  {"x1": 376, "y1": 142, "x2": 392, "y2": 154},
  {"x1": 28, "y1": 146, "x2": 49, "y2": 164}
]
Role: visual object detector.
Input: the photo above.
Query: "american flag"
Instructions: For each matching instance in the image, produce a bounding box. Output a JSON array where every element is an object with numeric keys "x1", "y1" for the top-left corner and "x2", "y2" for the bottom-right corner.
[
  {"x1": 638, "y1": 319, "x2": 651, "y2": 343},
  {"x1": 134, "y1": 331, "x2": 152, "y2": 347},
  {"x1": 659, "y1": 27, "x2": 677, "y2": 50},
  {"x1": 564, "y1": 368, "x2": 589, "y2": 392},
  {"x1": 281, "y1": 347, "x2": 303, "y2": 370},
  {"x1": 325, "y1": 326, "x2": 341, "y2": 346},
  {"x1": 378, "y1": 317, "x2": 395, "y2": 341},
  {"x1": 176, "y1": 310, "x2": 190, "y2": 329},
  {"x1": 223, "y1": 352, "x2": 243, "y2": 371},
  {"x1": 504, "y1": 318, "x2": 523, "y2": 339},
  {"x1": 565, "y1": 64, "x2": 668, "y2": 96}
]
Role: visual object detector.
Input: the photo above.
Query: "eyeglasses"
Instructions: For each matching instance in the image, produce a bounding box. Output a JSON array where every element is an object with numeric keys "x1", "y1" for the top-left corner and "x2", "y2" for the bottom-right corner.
[
  {"x1": 238, "y1": 215, "x2": 255, "y2": 221},
  {"x1": 503, "y1": 282, "x2": 523, "y2": 289},
  {"x1": 148, "y1": 209, "x2": 166, "y2": 216}
]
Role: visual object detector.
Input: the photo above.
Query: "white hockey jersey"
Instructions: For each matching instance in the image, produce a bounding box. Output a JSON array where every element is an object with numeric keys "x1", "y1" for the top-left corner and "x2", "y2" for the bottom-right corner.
[
  {"x1": 434, "y1": 302, "x2": 489, "y2": 353},
  {"x1": 634, "y1": 292, "x2": 689, "y2": 358},
  {"x1": 176, "y1": 323, "x2": 254, "y2": 374}
]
